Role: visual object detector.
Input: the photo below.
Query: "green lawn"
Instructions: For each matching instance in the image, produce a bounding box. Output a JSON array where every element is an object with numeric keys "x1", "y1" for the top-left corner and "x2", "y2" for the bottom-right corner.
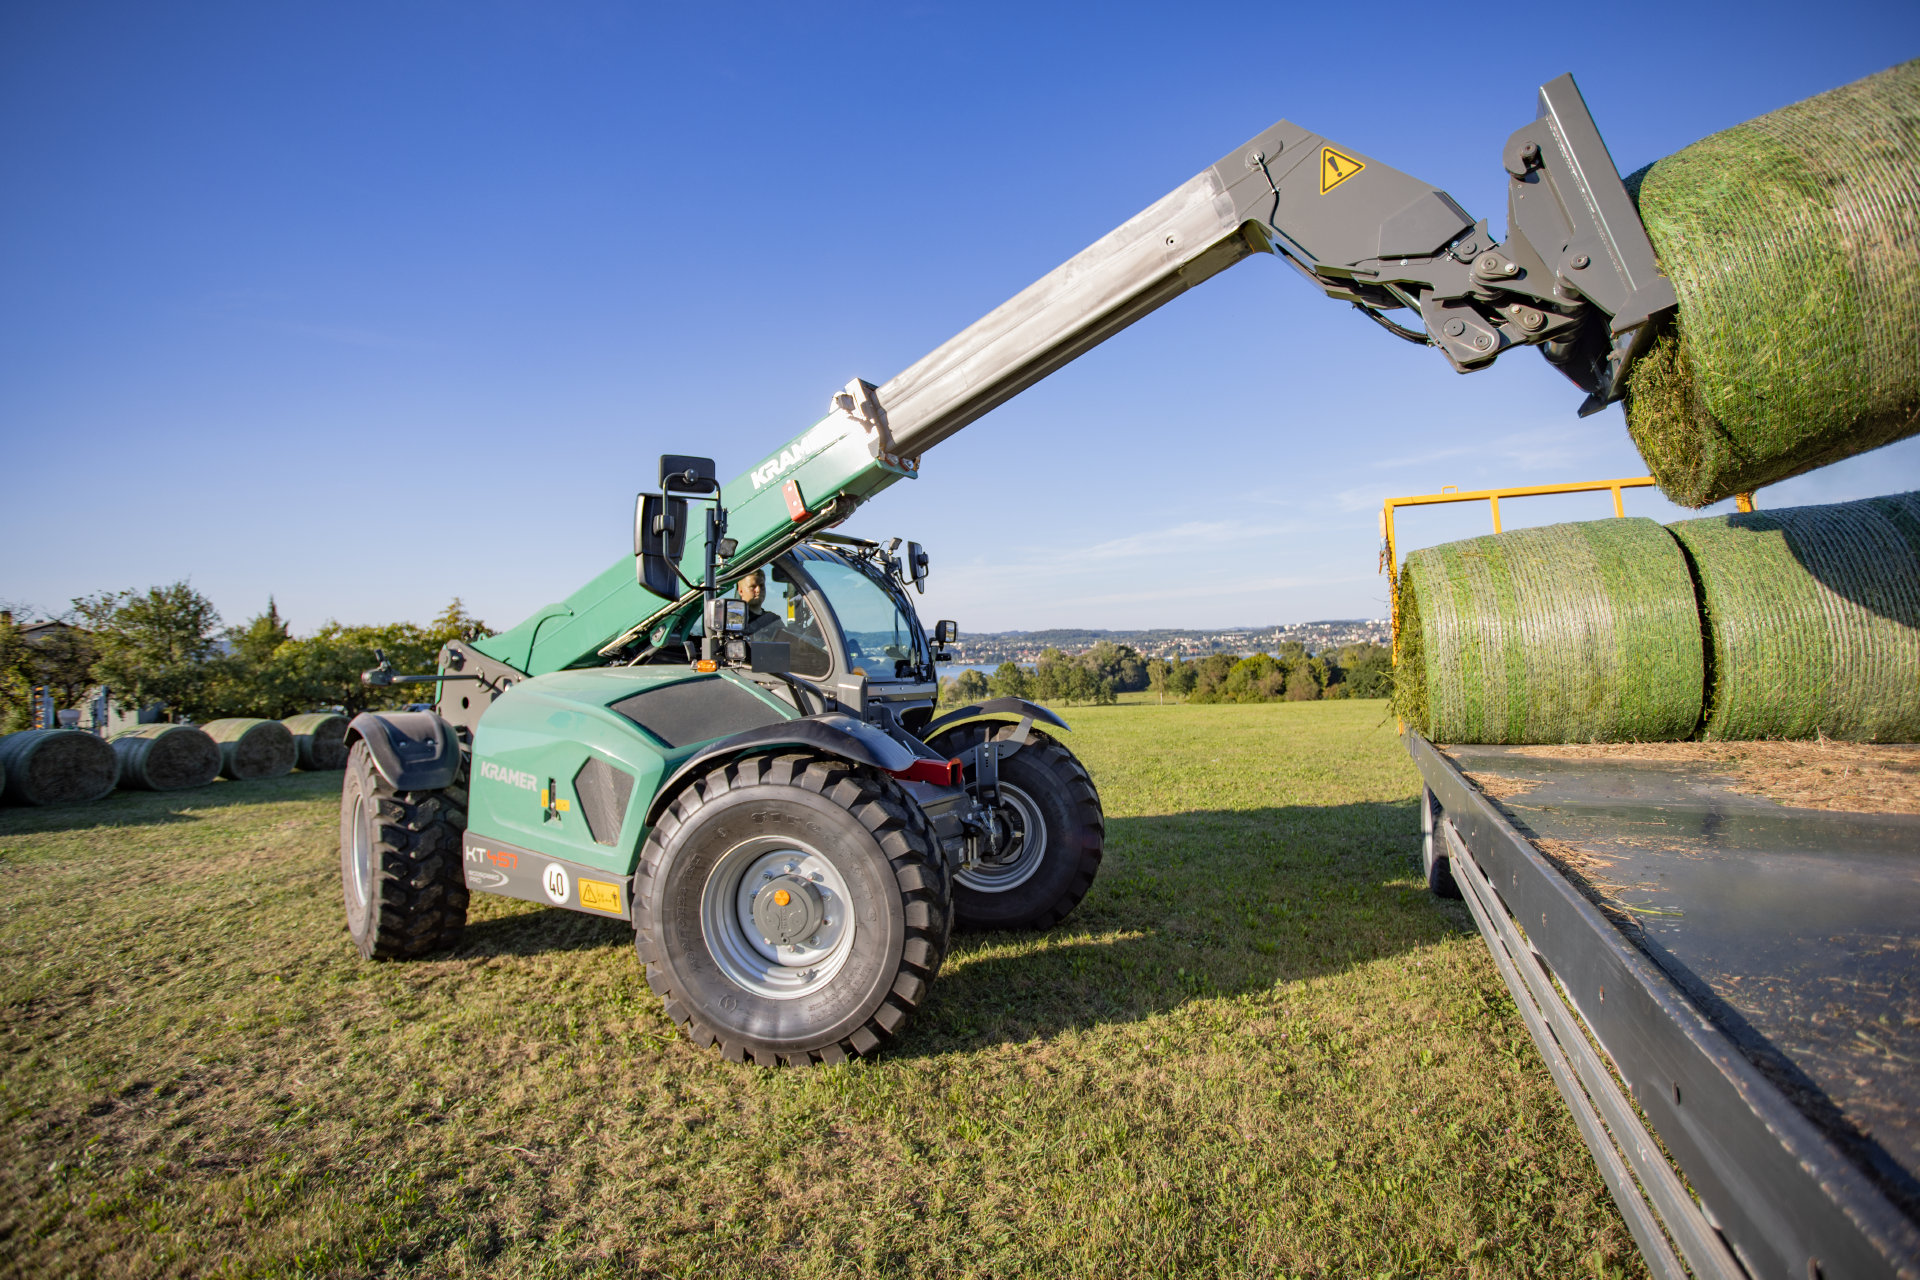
[{"x1": 0, "y1": 699, "x2": 1643, "y2": 1278}]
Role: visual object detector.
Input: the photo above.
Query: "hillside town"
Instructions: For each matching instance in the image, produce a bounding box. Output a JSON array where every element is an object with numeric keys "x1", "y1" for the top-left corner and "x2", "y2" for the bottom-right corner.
[{"x1": 948, "y1": 619, "x2": 1391, "y2": 666}]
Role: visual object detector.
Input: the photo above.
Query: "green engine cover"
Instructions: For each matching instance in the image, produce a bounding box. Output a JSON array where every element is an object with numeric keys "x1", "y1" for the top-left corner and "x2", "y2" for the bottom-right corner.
[{"x1": 466, "y1": 667, "x2": 798, "y2": 879}]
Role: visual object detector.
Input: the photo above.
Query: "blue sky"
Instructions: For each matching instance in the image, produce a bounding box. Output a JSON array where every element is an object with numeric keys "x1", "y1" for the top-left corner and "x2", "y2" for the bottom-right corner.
[{"x1": 5, "y1": 2, "x2": 1918, "y2": 638}]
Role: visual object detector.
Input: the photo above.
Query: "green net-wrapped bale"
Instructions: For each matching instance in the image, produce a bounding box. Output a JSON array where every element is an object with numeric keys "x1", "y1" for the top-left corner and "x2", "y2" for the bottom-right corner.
[
  {"x1": 282, "y1": 712, "x2": 349, "y2": 771},
  {"x1": 1667, "y1": 491, "x2": 1920, "y2": 741},
  {"x1": 110, "y1": 724, "x2": 221, "y2": 791},
  {"x1": 0, "y1": 729, "x2": 119, "y2": 806},
  {"x1": 1392, "y1": 518, "x2": 1704, "y2": 744},
  {"x1": 201, "y1": 717, "x2": 297, "y2": 781},
  {"x1": 1622, "y1": 59, "x2": 1920, "y2": 508}
]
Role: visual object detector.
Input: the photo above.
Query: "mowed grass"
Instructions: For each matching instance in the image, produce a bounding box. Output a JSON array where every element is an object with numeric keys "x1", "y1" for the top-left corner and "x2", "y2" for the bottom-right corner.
[{"x1": 0, "y1": 700, "x2": 1644, "y2": 1278}]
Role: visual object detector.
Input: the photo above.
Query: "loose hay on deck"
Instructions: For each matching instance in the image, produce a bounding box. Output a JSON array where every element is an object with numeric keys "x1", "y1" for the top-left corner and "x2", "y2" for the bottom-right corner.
[
  {"x1": 1623, "y1": 59, "x2": 1920, "y2": 507},
  {"x1": 1393, "y1": 518, "x2": 1703, "y2": 744},
  {"x1": 1667, "y1": 491, "x2": 1920, "y2": 742},
  {"x1": 0, "y1": 729, "x2": 119, "y2": 806},
  {"x1": 201, "y1": 717, "x2": 297, "y2": 781},
  {"x1": 281, "y1": 712, "x2": 348, "y2": 770},
  {"x1": 110, "y1": 723, "x2": 222, "y2": 791}
]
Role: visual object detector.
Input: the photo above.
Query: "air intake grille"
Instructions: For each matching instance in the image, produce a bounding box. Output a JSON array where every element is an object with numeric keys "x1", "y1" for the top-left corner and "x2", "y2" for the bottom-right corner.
[{"x1": 573, "y1": 757, "x2": 637, "y2": 847}]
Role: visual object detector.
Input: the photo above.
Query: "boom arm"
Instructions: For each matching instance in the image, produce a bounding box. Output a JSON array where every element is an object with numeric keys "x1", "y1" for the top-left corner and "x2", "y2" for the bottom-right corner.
[{"x1": 477, "y1": 72, "x2": 1673, "y2": 677}]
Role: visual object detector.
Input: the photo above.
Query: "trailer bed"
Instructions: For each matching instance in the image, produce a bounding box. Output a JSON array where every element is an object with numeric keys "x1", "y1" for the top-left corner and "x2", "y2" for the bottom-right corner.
[{"x1": 1407, "y1": 732, "x2": 1920, "y2": 1280}]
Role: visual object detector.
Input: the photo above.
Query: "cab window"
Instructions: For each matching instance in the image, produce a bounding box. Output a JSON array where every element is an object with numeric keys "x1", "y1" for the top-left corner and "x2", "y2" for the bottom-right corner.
[{"x1": 804, "y1": 558, "x2": 924, "y2": 679}]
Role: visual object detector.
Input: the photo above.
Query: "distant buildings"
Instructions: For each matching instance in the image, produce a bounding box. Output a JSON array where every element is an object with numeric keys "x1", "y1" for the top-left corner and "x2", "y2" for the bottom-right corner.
[{"x1": 953, "y1": 621, "x2": 1390, "y2": 666}]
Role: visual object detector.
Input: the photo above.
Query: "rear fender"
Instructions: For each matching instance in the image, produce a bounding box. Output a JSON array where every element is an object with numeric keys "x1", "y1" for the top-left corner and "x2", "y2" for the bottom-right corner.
[
  {"x1": 345, "y1": 711, "x2": 463, "y2": 792},
  {"x1": 644, "y1": 712, "x2": 936, "y2": 827},
  {"x1": 920, "y1": 697, "x2": 1069, "y2": 742}
]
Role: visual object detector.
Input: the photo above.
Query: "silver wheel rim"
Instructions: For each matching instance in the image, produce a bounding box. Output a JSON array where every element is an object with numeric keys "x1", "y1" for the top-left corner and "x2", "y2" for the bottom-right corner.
[
  {"x1": 350, "y1": 792, "x2": 373, "y2": 909},
  {"x1": 956, "y1": 780, "x2": 1047, "y2": 893},
  {"x1": 702, "y1": 836, "x2": 857, "y2": 1001}
]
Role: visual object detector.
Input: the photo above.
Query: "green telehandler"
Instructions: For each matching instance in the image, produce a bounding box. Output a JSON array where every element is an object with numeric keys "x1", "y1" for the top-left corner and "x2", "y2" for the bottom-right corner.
[{"x1": 339, "y1": 74, "x2": 1676, "y2": 1066}]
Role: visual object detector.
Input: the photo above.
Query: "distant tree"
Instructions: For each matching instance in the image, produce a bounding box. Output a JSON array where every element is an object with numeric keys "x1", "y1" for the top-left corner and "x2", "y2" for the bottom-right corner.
[
  {"x1": 1083, "y1": 641, "x2": 1147, "y2": 692},
  {"x1": 74, "y1": 581, "x2": 224, "y2": 721},
  {"x1": 0, "y1": 609, "x2": 99, "y2": 733},
  {"x1": 1147, "y1": 658, "x2": 1172, "y2": 702},
  {"x1": 1187, "y1": 652, "x2": 1238, "y2": 702},
  {"x1": 427, "y1": 597, "x2": 491, "y2": 644},
  {"x1": 202, "y1": 599, "x2": 299, "y2": 718},
  {"x1": 1336, "y1": 643, "x2": 1393, "y2": 699},
  {"x1": 1284, "y1": 660, "x2": 1322, "y2": 701},
  {"x1": 951, "y1": 669, "x2": 990, "y2": 704},
  {"x1": 988, "y1": 661, "x2": 1030, "y2": 700},
  {"x1": 1169, "y1": 659, "x2": 1198, "y2": 698},
  {"x1": 1030, "y1": 649, "x2": 1069, "y2": 702}
]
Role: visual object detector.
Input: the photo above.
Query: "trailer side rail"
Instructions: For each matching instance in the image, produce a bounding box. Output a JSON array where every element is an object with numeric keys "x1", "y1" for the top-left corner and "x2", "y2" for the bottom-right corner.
[{"x1": 1408, "y1": 731, "x2": 1920, "y2": 1280}]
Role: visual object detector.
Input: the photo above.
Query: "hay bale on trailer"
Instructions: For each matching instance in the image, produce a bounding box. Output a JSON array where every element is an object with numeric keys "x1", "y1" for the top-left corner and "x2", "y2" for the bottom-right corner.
[
  {"x1": 201, "y1": 718, "x2": 297, "y2": 781},
  {"x1": 110, "y1": 724, "x2": 221, "y2": 791},
  {"x1": 0, "y1": 729, "x2": 120, "y2": 806},
  {"x1": 282, "y1": 712, "x2": 349, "y2": 770},
  {"x1": 1667, "y1": 491, "x2": 1920, "y2": 742},
  {"x1": 1393, "y1": 518, "x2": 1704, "y2": 744},
  {"x1": 1623, "y1": 59, "x2": 1920, "y2": 507}
]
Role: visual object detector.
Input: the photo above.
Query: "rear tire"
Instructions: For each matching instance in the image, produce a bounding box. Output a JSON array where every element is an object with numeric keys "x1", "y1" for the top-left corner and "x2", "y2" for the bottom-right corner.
[
  {"x1": 633, "y1": 751, "x2": 951, "y2": 1066},
  {"x1": 925, "y1": 723, "x2": 1104, "y2": 931},
  {"x1": 339, "y1": 741, "x2": 470, "y2": 959},
  {"x1": 1422, "y1": 786, "x2": 1461, "y2": 899}
]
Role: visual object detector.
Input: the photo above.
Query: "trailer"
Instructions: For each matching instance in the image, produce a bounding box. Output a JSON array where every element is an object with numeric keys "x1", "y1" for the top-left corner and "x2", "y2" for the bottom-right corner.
[{"x1": 1408, "y1": 732, "x2": 1919, "y2": 1280}]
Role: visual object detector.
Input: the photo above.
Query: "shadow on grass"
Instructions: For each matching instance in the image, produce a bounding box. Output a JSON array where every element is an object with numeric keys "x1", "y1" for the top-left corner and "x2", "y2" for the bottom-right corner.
[
  {"x1": 422, "y1": 798, "x2": 1465, "y2": 1055},
  {"x1": 0, "y1": 769, "x2": 343, "y2": 836}
]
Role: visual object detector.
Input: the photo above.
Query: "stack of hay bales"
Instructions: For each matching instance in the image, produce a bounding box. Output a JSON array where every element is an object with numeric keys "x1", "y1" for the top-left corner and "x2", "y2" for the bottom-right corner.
[
  {"x1": 282, "y1": 712, "x2": 349, "y2": 770},
  {"x1": 0, "y1": 730, "x2": 120, "y2": 806},
  {"x1": 110, "y1": 724, "x2": 222, "y2": 791},
  {"x1": 1622, "y1": 59, "x2": 1920, "y2": 507},
  {"x1": 201, "y1": 718, "x2": 297, "y2": 781},
  {"x1": 1395, "y1": 492, "x2": 1920, "y2": 744}
]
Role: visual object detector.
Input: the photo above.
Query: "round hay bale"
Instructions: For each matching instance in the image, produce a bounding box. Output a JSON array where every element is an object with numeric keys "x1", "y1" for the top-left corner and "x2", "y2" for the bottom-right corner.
[
  {"x1": 0, "y1": 729, "x2": 120, "y2": 806},
  {"x1": 281, "y1": 712, "x2": 349, "y2": 771},
  {"x1": 110, "y1": 724, "x2": 221, "y2": 791},
  {"x1": 201, "y1": 718, "x2": 297, "y2": 781},
  {"x1": 1393, "y1": 518, "x2": 1704, "y2": 744},
  {"x1": 1667, "y1": 491, "x2": 1920, "y2": 742},
  {"x1": 1623, "y1": 59, "x2": 1920, "y2": 507}
]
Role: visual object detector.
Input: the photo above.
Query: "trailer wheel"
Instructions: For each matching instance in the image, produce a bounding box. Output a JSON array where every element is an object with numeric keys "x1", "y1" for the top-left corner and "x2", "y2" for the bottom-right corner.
[
  {"x1": 339, "y1": 740, "x2": 470, "y2": 959},
  {"x1": 924, "y1": 724, "x2": 1104, "y2": 931},
  {"x1": 1421, "y1": 786, "x2": 1461, "y2": 899},
  {"x1": 633, "y1": 751, "x2": 951, "y2": 1066}
]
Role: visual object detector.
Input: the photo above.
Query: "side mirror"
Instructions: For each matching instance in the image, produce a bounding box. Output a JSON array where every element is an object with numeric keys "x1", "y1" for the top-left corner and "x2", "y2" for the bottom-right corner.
[
  {"x1": 660, "y1": 454, "x2": 718, "y2": 494},
  {"x1": 636, "y1": 493, "x2": 689, "y2": 599},
  {"x1": 907, "y1": 542, "x2": 929, "y2": 593},
  {"x1": 707, "y1": 597, "x2": 746, "y2": 638},
  {"x1": 933, "y1": 620, "x2": 958, "y2": 646}
]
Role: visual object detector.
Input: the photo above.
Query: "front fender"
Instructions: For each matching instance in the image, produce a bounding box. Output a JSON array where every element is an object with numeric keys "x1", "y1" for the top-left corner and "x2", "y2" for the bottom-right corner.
[
  {"x1": 345, "y1": 710, "x2": 462, "y2": 792},
  {"x1": 920, "y1": 696, "x2": 1069, "y2": 742},
  {"x1": 644, "y1": 713, "x2": 919, "y2": 827}
]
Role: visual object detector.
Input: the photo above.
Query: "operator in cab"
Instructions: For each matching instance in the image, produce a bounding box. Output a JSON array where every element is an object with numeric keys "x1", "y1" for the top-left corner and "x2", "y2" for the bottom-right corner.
[{"x1": 734, "y1": 570, "x2": 782, "y2": 639}]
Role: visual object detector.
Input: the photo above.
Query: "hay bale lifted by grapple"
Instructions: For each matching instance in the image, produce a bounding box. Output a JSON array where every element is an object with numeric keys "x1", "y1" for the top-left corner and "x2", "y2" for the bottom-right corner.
[
  {"x1": 0, "y1": 729, "x2": 120, "y2": 806},
  {"x1": 1623, "y1": 60, "x2": 1920, "y2": 507},
  {"x1": 201, "y1": 718, "x2": 297, "y2": 781},
  {"x1": 282, "y1": 712, "x2": 349, "y2": 771},
  {"x1": 110, "y1": 723, "x2": 222, "y2": 792}
]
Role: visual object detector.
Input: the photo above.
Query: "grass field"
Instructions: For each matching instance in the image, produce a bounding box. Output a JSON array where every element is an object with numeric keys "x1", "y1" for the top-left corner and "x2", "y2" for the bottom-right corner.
[{"x1": 0, "y1": 699, "x2": 1644, "y2": 1278}]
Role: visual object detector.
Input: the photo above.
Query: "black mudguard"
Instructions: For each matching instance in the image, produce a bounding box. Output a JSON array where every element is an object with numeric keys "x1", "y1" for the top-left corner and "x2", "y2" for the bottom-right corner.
[
  {"x1": 920, "y1": 696, "x2": 1069, "y2": 742},
  {"x1": 345, "y1": 710, "x2": 463, "y2": 792},
  {"x1": 644, "y1": 712, "x2": 920, "y2": 827}
]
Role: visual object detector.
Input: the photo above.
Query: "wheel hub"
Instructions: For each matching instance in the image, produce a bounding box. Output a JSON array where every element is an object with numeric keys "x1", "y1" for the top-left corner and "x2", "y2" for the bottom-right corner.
[{"x1": 752, "y1": 874, "x2": 825, "y2": 945}]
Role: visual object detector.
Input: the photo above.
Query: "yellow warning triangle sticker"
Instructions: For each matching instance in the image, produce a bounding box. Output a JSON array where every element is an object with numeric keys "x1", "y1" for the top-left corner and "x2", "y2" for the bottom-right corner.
[{"x1": 1320, "y1": 145, "x2": 1366, "y2": 193}]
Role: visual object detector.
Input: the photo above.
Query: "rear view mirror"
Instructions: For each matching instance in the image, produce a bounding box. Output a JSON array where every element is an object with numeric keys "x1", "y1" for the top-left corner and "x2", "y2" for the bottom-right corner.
[
  {"x1": 660, "y1": 454, "x2": 718, "y2": 494},
  {"x1": 933, "y1": 620, "x2": 958, "y2": 646},
  {"x1": 636, "y1": 493, "x2": 689, "y2": 599},
  {"x1": 907, "y1": 542, "x2": 929, "y2": 593}
]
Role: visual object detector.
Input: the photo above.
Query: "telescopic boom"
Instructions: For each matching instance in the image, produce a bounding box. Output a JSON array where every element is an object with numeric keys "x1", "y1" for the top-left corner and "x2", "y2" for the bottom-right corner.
[{"x1": 474, "y1": 72, "x2": 1673, "y2": 677}]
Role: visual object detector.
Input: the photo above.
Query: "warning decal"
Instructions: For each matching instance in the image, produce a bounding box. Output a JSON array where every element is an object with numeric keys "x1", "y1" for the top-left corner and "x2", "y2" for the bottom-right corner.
[
  {"x1": 579, "y1": 878, "x2": 622, "y2": 914},
  {"x1": 1320, "y1": 146, "x2": 1366, "y2": 193}
]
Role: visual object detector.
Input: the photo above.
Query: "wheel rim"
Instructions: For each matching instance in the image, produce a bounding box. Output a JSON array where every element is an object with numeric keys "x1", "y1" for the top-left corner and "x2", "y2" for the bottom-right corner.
[
  {"x1": 702, "y1": 836, "x2": 857, "y2": 1001},
  {"x1": 349, "y1": 792, "x2": 374, "y2": 910},
  {"x1": 956, "y1": 780, "x2": 1047, "y2": 893}
]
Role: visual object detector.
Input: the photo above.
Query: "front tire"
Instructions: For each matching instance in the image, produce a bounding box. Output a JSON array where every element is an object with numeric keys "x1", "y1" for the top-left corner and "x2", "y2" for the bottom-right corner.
[
  {"x1": 339, "y1": 741, "x2": 470, "y2": 959},
  {"x1": 634, "y1": 751, "x2": 951, "y2": 1066},
  {"x1": 925, "y1": 724, "x2": 1104, "y2": 931}
]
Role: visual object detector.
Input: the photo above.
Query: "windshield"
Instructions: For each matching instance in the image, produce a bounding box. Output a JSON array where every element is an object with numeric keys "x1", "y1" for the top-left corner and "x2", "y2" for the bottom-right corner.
[{"x1": 803, "y1": 556, "x2": 926, "y2": 679}]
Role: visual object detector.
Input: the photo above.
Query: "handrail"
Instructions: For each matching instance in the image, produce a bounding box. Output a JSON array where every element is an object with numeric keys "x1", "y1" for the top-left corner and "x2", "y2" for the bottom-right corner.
[{"x1": 1380, "y1": 476, "x2": 1658, "y2": 661}]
